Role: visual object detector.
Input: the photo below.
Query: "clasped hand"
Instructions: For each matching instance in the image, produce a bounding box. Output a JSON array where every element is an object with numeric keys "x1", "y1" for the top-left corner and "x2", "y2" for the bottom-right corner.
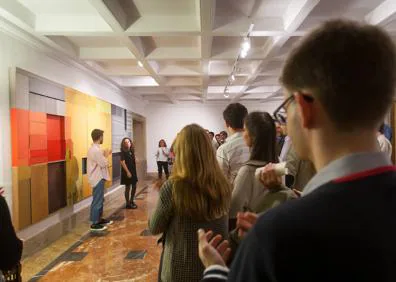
[{"x1": 198, "y1": 212, "x2": 258, "y2": 268}]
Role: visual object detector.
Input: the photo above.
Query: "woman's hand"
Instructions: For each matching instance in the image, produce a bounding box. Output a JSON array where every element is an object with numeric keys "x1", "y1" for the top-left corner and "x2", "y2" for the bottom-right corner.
[
  {"x1": 127, "y1": 172, "x2": 132, "y2": 178},
  {"x1": 198, "y1": 229, "x2": 231, "y2": 268},
  {"x1": 259, "y1": 163, "x2": 282, "y2": 189}
]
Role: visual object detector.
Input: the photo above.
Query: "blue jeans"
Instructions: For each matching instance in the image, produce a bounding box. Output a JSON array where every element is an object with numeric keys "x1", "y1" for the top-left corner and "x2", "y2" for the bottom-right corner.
[{"x1": 90, "y1": 179, "x2": 105, "y2": 224}]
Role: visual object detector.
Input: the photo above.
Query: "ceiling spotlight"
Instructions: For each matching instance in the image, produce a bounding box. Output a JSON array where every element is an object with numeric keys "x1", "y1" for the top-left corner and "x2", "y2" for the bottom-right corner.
[
  {"x1": 240, "y1": 49, "x2": 248, "y2": 58},
  {"x1": 138, "y1": 61, "x2": 143, "y2": 67},
  {"x1": 224, "y1": 93, "x2": 230, "y2": 98},
  {"x1": 231, "y1": 74, "x2": 235, "y2": 81},
  {"x1": 241, "y1": 37, "x2": 251, "y2": 52}
]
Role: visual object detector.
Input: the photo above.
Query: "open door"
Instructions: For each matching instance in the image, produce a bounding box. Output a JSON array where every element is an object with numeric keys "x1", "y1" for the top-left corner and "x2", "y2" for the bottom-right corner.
[{"x1": 132, "y1": 115, "x2": 147, "y2": 181}]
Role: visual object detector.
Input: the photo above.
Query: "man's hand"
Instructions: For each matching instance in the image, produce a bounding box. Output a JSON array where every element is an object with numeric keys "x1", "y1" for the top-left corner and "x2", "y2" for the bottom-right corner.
[
  {"x1": 103, "y1": 149, "x2": 112, "y2": 158},
  {"x1": 292, "y1": 189, "x2": 302, "y2": 197},
  {"x1": 237, "y1": 212, "x2": 258, "y2": 238},
  {"x1": 260, "y1": 163, "x2": 282, "y2": 189},
  {"x1": 198, "y1": 229, "x2": 231, "y2": 268}
]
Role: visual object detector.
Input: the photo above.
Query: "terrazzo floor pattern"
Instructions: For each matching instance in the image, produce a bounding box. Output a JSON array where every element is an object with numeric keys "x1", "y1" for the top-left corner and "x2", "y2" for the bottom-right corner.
[{"x1": 25, "y1": 185, "x2": 162, "y2": 282}]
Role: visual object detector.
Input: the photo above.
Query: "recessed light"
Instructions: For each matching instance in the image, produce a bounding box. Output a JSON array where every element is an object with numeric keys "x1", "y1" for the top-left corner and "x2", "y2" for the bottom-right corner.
[
  {"x1": 240, "y1": 49, "x2": 248, "y2": 58},
  {"x1": 241, "y1": 38, "x2": 251, "y2": 52},
  {"x1": 231, "y1": 74, "x2": 235, "y2": 81},
  {"x1": 138, "y1": 61, "x2": 143, "y2": 67},
  {"x1": 224, "y1": 93, "x2": 230, "y2": 98}
]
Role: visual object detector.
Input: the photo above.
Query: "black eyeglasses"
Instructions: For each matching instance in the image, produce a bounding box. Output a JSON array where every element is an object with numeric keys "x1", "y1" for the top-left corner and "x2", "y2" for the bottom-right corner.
[{"x1": 273, "y1": 93, "x2": 314, "y2": 124}]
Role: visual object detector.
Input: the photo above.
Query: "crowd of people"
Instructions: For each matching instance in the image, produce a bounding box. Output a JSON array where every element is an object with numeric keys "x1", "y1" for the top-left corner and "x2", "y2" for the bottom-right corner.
[
  {"x1": 149, "y1": 19, "x2": 396, "y2": 282},
  {"x1": 2, "y1": 18, "x2": 396, "y2": 281}
]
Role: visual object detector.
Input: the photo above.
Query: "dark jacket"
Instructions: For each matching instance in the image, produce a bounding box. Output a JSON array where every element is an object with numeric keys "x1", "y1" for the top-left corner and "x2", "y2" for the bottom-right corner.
[
  {"x1": 202, "y1": 169, "x2": 396, "y2": 281},
  {"x1": 0, "y1": 196, "x2": 23, "y2": 271}
]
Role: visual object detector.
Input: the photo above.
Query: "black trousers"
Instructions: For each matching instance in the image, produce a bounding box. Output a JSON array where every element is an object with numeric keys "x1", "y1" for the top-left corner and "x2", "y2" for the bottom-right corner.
[{"x1": 157, "y1": 161, "x2": 169, "y2": 179}]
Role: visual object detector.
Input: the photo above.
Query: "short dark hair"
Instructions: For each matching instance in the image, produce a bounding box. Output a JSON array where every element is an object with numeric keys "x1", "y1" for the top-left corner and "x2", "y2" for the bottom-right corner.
[
  {"x1": 220, "y1": 131, "x2": 228, "y2": 138},
  {"x1": 91, "y1": 129, "x2": 104, "y2": 142},
  {"x1": 281, "y1": 20, "x2": 396, "y2": 131},
  {"x1": 223, "y1": 103, "x2": 248, "y2": 129},
  {"x1": 209, "y1": 131, "x2": 214, "y2": 137},
  {"x1": 245, "y1": 112, "x2": 278, "y2": 163}
]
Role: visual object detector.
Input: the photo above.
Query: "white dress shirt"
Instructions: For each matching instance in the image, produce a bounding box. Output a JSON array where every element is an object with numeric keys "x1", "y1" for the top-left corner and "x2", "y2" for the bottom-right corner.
[
  {"x1": 156, "y1": 147, "x2": 170, "y2": 162},
  {"x1": 87, "y1": 144, "x2": 110, "y2": 188},
  {"x1": 216, "y1": 132, "x2": 250, "y2": 185}
]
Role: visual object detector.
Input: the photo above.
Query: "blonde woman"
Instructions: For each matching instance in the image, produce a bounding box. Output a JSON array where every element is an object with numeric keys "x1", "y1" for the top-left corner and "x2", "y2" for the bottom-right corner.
[{"x1": 149, "y1": 124, "x2": 231, "y2": 282}]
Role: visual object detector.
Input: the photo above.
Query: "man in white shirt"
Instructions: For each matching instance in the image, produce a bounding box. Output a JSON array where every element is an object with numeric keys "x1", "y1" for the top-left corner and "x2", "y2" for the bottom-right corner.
[
  {"x1": 216, "y1": 103, "x2": 250, "y2": 185},
  {"x1": 87, "y1": 129, "x2": 113, "y2": 232},
  {"x1": 377, "y1": 124, "x2": 393, "y2": 159}
]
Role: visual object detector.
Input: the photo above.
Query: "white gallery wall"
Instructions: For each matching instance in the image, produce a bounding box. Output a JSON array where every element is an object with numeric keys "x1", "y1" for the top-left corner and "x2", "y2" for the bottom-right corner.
[
  {"x1": 145, "y1": 101, "x2": 282, "y2": 173},
  {"x1": 0, "y1": 29, "x2": 145, "y2": 209}
]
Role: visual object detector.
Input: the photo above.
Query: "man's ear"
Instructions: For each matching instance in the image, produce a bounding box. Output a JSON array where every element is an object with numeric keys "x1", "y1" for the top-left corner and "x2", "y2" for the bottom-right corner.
[{"x1": 295, "y1": 93, "x2": 314, "y2": 129}]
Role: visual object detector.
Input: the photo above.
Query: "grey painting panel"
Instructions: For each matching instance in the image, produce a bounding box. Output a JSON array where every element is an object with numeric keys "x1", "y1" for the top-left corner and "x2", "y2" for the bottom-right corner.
[
  {"x1": 45, "y1": 97, "x2": 57, "y2": 115},
  {"x1": 29, "y1": 77, "x2": 64, "y2": 101},
  {"x1": 112, "y1": 104, "x2": 128, "y2": 153},
  {"x1": 13, "y1": 73, "x2": 29, "y2": 110},
  {"x1": 127, "y1": 111, "x2": 133, "y2": 139},
  {"x1": 56, "y1": 100, "x2": 66, "y2": 116},
  {"x1": 29, "y1": 93, "x2": 46, "y2": 112}
]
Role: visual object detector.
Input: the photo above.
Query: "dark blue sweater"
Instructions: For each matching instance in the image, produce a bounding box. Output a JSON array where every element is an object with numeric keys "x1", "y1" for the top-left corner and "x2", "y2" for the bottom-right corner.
[{"x1": 203, "y1": 168, "x2": 396, "y2": 281}]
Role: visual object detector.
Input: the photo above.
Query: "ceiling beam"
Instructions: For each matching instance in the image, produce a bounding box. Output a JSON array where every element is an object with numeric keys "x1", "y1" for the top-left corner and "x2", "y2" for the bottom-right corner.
[
  {"x1": 79, "y1": 47, "x2": 135, "y2": 60},
  {"x1": 200, "y1": 0, "x2": 216, "y2": 102},
  {"x1": 365, "y1": 0, "x2": 396, "y2": 26},
  {"x1": 89, "y1": 0, "x2": 162, "y2": 87},
  {"x1": 0, "y1": 0, "x2": 35, "y2": 29}
]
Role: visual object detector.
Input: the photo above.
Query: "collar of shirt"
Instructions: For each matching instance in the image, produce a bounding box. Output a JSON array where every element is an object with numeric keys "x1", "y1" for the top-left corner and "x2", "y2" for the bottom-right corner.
[
  {"x1": 225, "y1": 131, "x2": 243, "y2": 143},
  {"x1": 302, "y1": 151, "x2": 392, "y2": 196}
]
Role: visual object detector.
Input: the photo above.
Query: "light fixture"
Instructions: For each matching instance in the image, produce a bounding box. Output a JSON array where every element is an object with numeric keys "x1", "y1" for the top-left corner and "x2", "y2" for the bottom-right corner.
[
  {"x1": 231, "y1": 74, "x2": 235, "y2": 81},
  {"x1": 224, "y1": 87, "x2": 230, "y2": 98},
  {"x1": 240, "y1": 49, "x2": 248, "y2": 58},
  {"x1": 138, "y1": 61, "x2": 143, "y2": 67},
  {"x1": 241, "y1": 38, "x2": 251, "y2": 52}
]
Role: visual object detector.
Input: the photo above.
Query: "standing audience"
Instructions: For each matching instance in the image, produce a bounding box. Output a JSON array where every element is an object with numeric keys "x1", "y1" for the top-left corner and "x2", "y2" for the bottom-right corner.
[
  {"x1": 216, "y1": 103, "x2": 250, "y2": 185},
  {"x1": 231, "y1": 112, "x2": 296, "y2": 221},
  {"x1": 120, "y1": 137, "x2": 138, "y2": 209},
  {"x1": 149, "y1": 124, "x2": 231, "y2": 282},
  {"x1": 199, "y1": 19, "x2": 396, "y2": 281},
  {"x1": 156, "y1": 139, "x2": 170, "y2": 179},
  {"x1": 87, "y1": 129, "x2": 113, "y2": 232}
]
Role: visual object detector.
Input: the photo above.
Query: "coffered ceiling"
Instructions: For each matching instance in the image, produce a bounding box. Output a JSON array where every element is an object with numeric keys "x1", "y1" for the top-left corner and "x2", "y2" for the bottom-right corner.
[{"x1": 1, "y1": 0, "x2": 395, "y2": 104}]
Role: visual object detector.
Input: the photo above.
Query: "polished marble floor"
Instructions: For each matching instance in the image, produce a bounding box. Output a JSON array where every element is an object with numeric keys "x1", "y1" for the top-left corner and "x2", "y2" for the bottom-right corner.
[{"x1": 22, "y1": 184, "x2": 162, "y2": 282}]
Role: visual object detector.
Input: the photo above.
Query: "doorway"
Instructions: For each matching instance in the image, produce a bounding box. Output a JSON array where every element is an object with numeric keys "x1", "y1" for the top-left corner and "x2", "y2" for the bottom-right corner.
[{"x1": 132, "y1": 115, "x2": 147, "y2": 180}]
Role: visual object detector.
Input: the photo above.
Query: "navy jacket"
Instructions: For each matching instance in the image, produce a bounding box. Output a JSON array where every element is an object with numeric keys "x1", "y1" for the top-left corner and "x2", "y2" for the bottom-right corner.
[{"x1": 202, "y1": 168, "x2": 396, "y2": 281}]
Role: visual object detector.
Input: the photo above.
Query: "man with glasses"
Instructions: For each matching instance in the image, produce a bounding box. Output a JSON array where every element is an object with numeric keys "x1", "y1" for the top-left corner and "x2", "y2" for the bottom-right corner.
[{"x1": 199, "y1": 19, "x2": 396, "y2": 281}]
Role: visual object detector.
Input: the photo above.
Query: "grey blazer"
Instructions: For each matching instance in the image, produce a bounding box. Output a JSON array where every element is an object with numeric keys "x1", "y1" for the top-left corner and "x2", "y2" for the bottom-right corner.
[{"x1": 230, "y1": 160, "x2": 269, "y2": 218}]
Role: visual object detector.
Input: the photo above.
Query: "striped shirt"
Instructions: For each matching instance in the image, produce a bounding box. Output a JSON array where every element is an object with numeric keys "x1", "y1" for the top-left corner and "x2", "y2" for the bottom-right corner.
[{"x1": 216, "y1": 132, "x2": 250, "y2": 185}]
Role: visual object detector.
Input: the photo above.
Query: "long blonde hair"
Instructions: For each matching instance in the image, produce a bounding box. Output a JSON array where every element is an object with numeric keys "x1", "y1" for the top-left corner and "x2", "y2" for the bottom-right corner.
[{"x1": 170, "y1": 124, "x2": 231, "y2": 220}]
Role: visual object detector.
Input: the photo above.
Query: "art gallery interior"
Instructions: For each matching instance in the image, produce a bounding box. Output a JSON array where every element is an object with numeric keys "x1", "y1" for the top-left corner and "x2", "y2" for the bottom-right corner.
[{"x1": 0, "y1": 0, "x2": 396, "y2": 281}]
